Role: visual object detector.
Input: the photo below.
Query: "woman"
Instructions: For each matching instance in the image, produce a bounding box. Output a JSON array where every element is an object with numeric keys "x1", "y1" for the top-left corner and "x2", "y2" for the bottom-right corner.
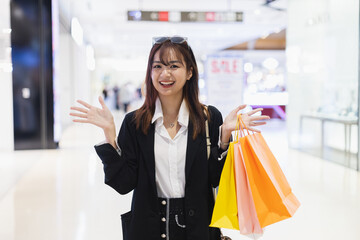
[{"x1": 70, "y1": 36, "x2": 269, "y2": 240}]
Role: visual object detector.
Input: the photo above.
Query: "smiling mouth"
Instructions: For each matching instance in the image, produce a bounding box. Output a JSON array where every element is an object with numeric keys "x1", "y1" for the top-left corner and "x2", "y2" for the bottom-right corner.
[{"x1": 160, "y1": 81, "x2": 175, "y2": 86}]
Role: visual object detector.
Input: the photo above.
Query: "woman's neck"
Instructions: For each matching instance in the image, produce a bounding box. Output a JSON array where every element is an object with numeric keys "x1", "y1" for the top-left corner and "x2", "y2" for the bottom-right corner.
[{"x1": 159, "y1": 94, "x2": 183, "y2": 117}]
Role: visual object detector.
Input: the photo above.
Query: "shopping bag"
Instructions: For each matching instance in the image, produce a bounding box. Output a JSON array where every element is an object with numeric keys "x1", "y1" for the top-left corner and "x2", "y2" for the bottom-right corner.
[
  {"x1": 210, "y1": 142, "x2": 239, "y2": 230},
  {"x1": 238, "y1": 117, "x2": 300, "y2": 228},
  {"x1": 233, "y1": 141, "x2": 263, "y2": 235}
]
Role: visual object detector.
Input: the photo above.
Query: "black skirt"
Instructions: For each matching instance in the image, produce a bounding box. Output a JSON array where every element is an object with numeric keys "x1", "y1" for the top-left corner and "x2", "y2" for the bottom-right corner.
[{"x1": 158, "y1": 198, "x2": 187, "y2": 240}]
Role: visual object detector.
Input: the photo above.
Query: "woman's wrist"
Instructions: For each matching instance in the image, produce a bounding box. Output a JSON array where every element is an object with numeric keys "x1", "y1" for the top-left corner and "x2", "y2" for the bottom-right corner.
[
  {"x1": 103, "y1": 123, "x2": 116, "y2": 148},
  {"x1": 220, "y1": 141, "x2": 229, "y2": 150},
  {"x1": 222, "y1": 122, "x2": 232, "y2": 137},
  {"x1": 220, "y1": 124, "x2": 232, "y2": 150}
]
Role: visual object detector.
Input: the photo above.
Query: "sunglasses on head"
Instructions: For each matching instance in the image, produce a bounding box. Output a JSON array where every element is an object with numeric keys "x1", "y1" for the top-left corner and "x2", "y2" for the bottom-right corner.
[{"x1": 152, "y1": 36, "x2": 188, "y2": 46}]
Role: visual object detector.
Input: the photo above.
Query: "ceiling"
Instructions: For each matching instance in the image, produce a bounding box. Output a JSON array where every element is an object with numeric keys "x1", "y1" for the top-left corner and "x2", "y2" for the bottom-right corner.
[
  {"x1": 59, "y1": 0, "x2": 288, "y2": 60},
  {"x1": 226, "y1": 29, "x2": 286, "y2": 50}
]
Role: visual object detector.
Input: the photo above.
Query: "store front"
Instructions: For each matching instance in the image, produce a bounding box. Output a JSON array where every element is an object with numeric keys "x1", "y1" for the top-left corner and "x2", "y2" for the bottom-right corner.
[{"x1": 286, "y1": 0, "x2": 359, "y2": 170}]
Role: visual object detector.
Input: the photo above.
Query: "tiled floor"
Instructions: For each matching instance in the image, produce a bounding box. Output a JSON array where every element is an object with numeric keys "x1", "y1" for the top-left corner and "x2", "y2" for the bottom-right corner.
[{"x1": 1, "y1": 112, "x2": 360, "y2": 240}]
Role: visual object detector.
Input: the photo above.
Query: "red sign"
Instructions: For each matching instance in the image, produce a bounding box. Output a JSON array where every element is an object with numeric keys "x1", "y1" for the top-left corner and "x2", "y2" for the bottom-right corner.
[
  {"x1": 211, "y1": 59, "x2": 239, "y2": 73},
  {"x1": 159, "y1": 11, "x2": 169, "y2": 21},
  {"x1": 206, "y1": 12, "x2": 215, "y2": 22}
]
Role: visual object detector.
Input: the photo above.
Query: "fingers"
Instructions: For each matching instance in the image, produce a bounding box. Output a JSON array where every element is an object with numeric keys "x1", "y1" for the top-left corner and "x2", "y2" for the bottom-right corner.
[
  {"x1": 77, "y1": 99, "x2": 92, "y2": 109},
  {"x1": 69, "y1": 112, "x2": 87, "y2": 119},
  {"x1": 248, "y1": 127, "x2": 261, "y2": 133},
  {"x1": 70, "y1": 106, "x2": 88, "y2": 114},
  {"x1": 234, "y1": 104, "x2": 246, "y2": 113},
  {"x1": 98, "y1": 96, "x2": 107, "y2": 109},
  {"x1": 250, "y1": 121, "x2": 267, "y2": 126},
  {"x1": 73, "y1": 119, "x2": 90, "y2": 123},
  {"x1": 246, "y1": 108, "x2": 263, "y2": 116},
  {"x1": 250, "y1": 115, "x2": 270, "y2": 121}
]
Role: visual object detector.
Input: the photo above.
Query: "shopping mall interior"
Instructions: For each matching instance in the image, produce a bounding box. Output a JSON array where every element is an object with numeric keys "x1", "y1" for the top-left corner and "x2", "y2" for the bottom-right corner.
[{"x1": 0, "y1": 0, "x2": 360, "y2": 239}]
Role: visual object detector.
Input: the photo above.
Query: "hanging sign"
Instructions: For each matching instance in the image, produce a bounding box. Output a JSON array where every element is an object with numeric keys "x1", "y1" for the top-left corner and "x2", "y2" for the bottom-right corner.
[
  {"x1": 128, "y1": 11, "x2": 243, "y2": 22},
  {"x1": 205, "y1": 54, "x2": 244, "y2": 116}
]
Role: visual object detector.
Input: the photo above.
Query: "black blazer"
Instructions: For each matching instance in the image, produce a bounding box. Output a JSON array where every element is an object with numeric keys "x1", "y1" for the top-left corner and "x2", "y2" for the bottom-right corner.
[{"x1": 95, "y1": 105, "x2": 227, "y2": 240}]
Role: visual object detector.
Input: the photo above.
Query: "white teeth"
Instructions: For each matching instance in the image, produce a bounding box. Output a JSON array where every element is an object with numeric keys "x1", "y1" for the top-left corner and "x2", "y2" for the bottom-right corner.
[{"x1": 160, "y1": 82, "x2": 174, "y2": 86}]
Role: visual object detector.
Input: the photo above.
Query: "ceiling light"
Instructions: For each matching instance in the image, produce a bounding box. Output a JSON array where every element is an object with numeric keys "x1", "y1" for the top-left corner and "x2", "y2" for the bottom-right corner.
[
  {"x1": 262, "y1": 57, "x2": 279, "y2": 70},
  {"x1": 71, "y1": 18, "x2": 83, "y2": 46},
  {"x1": 244, "y1": 62, "x2": 253, "y2": 73}
]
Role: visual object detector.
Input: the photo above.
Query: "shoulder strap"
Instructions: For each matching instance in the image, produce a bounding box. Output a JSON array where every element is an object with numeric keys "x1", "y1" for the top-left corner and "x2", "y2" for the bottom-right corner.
[
  {"x1": 205, "y1": 107, "x2": 228, "y2": 239},
  {"x1": 204, "y1": 106, "x2": 211, "y2": 160},
  {"x1": 205, "y1": 107, "x2": 229, "y2": 240}
]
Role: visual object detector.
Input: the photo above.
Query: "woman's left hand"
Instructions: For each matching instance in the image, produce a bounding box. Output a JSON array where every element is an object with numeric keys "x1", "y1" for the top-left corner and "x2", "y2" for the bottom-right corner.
[
  {"x1": 220, "y1": 105, "x2": 270, "y2": 147},
  {"x1": 226, "y1": 105, "x2": 270, "y2": 132}
]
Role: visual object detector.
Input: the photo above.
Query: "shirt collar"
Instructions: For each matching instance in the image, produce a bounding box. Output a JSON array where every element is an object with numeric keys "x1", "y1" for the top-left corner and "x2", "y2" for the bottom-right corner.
[
  {"x1": 151, "y1": 98, "x2": 189, "y2": 128},
  {"x1": 178, "y1": 100, "x2": 189, "y2": 127},
  {"x1": 152, "y1": 98, "x2": 164, "y2": 125}
]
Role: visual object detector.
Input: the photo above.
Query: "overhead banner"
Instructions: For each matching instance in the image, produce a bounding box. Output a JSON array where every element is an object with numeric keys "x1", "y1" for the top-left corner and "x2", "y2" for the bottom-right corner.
[{"x1": 128, "y1": 11, "x2": 243, "y2": 22}]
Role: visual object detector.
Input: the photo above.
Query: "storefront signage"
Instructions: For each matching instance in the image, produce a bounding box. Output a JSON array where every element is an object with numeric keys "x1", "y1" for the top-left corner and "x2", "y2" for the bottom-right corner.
[
  {"x1": 205, "y1": 54, "x2": 243, "y2": 116},
  {"x1": 128, "y1": 11, "x2": 243, "y2": 22}
]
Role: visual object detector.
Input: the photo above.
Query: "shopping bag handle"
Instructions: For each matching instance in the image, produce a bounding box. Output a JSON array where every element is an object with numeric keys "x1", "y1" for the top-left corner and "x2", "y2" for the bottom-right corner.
[
  {"x1": 234, "y1": 114, "x2": 246, "y2": 142},
  {"x1": 234, "y1": 115, "x2": 240, "y2": 142},
  {"x1": 238, "y1": 114, "x2": 251, "y2": 137}
]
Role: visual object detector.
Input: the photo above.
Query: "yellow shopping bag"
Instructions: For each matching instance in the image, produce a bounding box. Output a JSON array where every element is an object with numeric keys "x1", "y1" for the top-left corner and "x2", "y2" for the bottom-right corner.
[{"x1": 210, "y1": 142, "x2": 239, "y2": 230}]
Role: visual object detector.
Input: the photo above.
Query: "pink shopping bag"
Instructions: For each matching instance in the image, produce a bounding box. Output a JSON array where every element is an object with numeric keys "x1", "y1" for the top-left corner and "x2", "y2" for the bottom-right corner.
[{"x1": 234, "y1": 140, "x2": 263, "y2": 235}]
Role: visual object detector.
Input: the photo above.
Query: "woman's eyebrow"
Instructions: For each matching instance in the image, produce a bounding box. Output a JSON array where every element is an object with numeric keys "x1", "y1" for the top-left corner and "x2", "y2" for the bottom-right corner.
[
  {"x1": 169, "y1": 60, "x2": 180, "y2": 63},
  {"x1": 153, "y1": 60, "x2": 181, "y2": 64}
]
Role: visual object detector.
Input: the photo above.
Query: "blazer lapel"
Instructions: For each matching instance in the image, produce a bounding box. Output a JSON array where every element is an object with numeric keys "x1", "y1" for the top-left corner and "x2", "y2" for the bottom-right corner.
[
  {"x1": 185, "y1": 120, "x2": 203, "y2": 180},
  {"x1": 139, "y1": 124, "x2": 157, "y2": 196}
]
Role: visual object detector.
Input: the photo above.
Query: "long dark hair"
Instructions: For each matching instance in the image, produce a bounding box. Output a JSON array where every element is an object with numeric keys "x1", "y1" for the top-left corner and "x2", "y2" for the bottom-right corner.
[{"x1": 134, "y1": 39, "x2": 208, "y2": 139}]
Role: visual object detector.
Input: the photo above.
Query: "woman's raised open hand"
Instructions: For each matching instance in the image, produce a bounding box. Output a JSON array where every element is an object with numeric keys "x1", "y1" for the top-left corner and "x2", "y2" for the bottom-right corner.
[
  {"x1": 224, "y1": 105, "x2": 270, "y2": 133},
  {"x1": 220, "y1": 105, "x2": 270, "y2": 149},
  {"x1": 69, "y1": 96, "x2": 116, "y2": 147}
]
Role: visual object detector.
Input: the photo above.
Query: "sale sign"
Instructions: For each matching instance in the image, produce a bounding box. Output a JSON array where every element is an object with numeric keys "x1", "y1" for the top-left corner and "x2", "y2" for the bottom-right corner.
[{"x1": 205, "y1": 54, "x2": 243, "y2": 116}]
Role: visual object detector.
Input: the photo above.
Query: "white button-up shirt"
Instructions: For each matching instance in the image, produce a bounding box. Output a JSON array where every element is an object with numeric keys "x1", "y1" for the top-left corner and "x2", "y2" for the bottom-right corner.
[{"x1": 151, "y1": 98, "x2": 189, "y2": 198}]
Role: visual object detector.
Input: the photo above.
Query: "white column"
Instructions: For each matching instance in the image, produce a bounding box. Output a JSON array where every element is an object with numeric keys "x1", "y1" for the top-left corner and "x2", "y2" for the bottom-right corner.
[{"x1": 0, "y1": 0, "x2": 14, "y2": 151}]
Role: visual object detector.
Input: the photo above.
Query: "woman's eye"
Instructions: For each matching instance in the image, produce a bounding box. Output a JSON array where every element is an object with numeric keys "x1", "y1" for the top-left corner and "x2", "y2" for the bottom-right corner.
[
  {"x1": 153, "y1": 65, "x2": 161, "y2": 69},
  {"x1": 170, "y1": 65, "x2": 179, "y2": 69}
]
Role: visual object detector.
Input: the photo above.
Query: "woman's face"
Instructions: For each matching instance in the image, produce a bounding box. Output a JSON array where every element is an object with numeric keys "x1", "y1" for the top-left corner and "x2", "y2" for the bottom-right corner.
[{"x1": 151, "y1": 49, "x2": 192, "y2": 99}]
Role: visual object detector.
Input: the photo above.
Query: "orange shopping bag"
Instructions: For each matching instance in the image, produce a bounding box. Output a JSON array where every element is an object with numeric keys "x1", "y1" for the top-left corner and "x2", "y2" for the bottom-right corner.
[{"x1": 238, "y1": 116, "x2": 300, "y2": 228}]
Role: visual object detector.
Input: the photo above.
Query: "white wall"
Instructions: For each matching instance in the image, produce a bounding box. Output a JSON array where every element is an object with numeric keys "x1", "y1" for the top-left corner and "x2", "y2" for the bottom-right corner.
[
  {"x1": 0, "y1": 0, "x2": 14, "y2": 151},
  {"x1": 58, "y1": 34, "x2": 74, "y2": 129},
  {"x1": 287, "y1": 0, "x2": 359, "y2": 153},
  {"x1": 58, "y1": 32, "x2": 91, "y2": 133},
  {"x1": 72, "y1": 42, "x2": 91, "y2": 103}
]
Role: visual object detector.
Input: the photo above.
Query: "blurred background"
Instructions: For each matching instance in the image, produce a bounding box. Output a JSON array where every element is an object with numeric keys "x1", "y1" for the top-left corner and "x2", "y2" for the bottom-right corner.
[{"x1": 0, "y1": 0, "x2": 360, "y2": 239}]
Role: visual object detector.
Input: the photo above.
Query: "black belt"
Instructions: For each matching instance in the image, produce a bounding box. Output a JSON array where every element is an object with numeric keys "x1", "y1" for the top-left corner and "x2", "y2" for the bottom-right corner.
[{"x1": 158, "y1": 197, "x2": 185, "y2": 215}]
